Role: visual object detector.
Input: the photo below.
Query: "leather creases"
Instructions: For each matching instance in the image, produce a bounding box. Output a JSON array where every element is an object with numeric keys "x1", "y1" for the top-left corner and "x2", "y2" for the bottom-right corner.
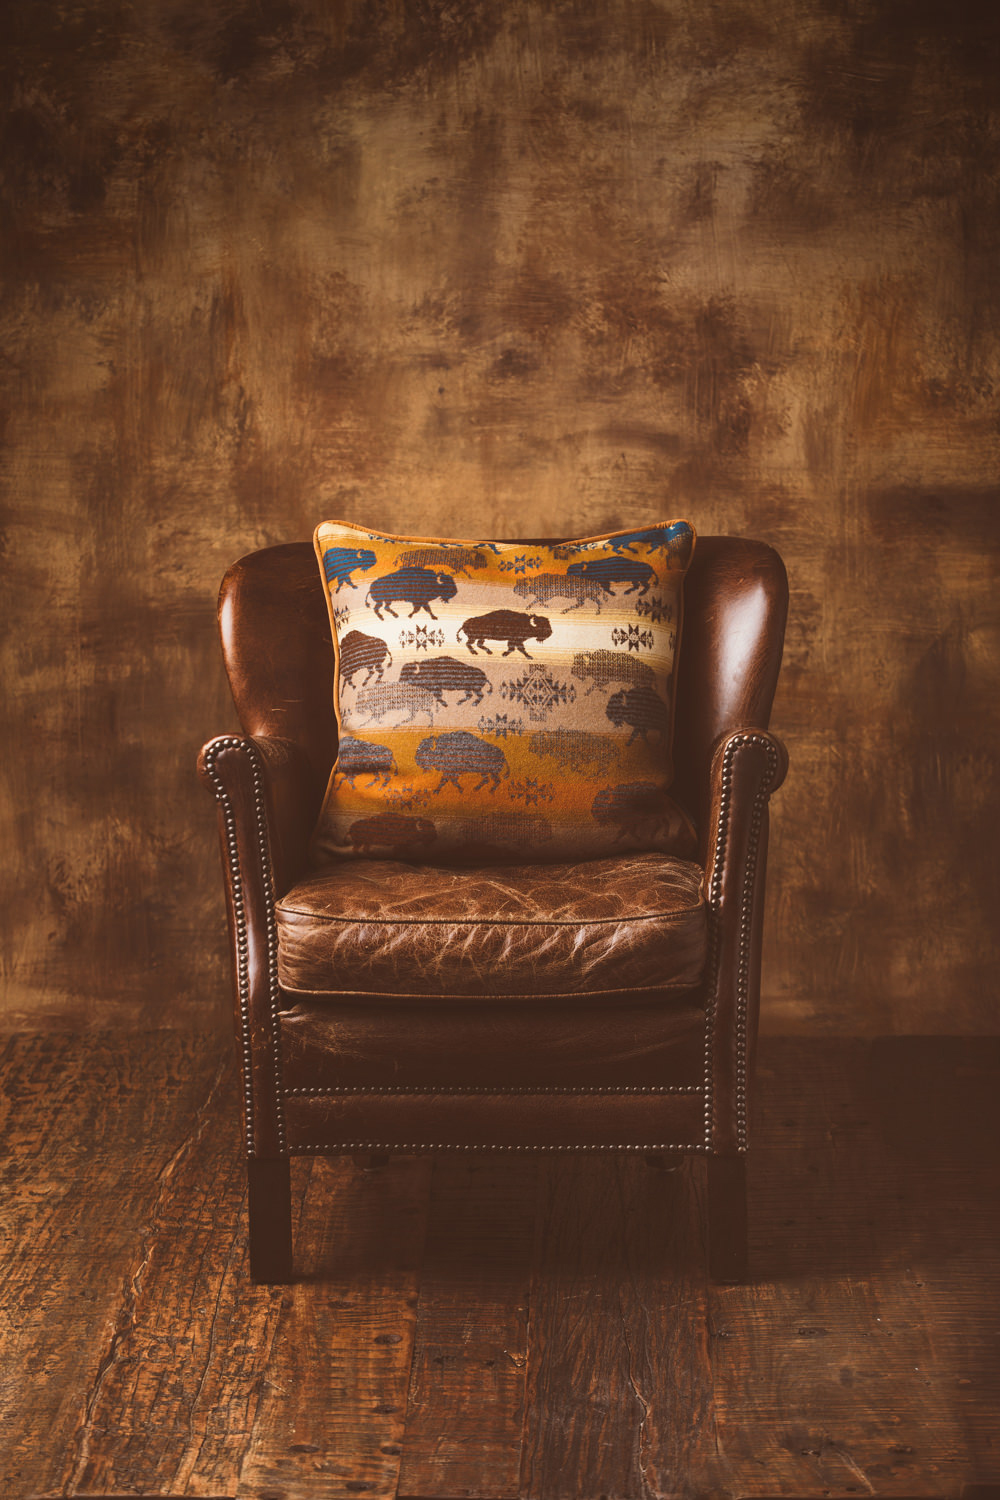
[{"x1": 275, "y1": 851, "x2": 707, "y2": 1001}]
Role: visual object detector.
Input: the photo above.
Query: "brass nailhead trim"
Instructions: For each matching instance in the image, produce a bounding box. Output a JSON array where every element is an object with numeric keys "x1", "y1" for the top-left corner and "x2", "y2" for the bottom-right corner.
[
  {"x1": 203, "y1": 736, "x2": 287, "y2": 1156},
  {"x1": 705, "y1": 732, "x2": 780, "y2": 1153},
  {"x1": 291, "y1": 1142, "x2": 706, "y2": 1155},
  {"x1": 284, "y1": 1084, "x2": 704, "y2": 1096},
  {"x1": 210, "y1": 730, "x2": 777, "y2": 1164}
]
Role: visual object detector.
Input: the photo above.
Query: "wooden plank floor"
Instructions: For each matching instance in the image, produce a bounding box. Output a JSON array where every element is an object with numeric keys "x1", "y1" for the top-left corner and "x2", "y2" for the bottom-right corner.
[{"x1": 1, "y1": 1033, "x2": 998, "y2": 1500}]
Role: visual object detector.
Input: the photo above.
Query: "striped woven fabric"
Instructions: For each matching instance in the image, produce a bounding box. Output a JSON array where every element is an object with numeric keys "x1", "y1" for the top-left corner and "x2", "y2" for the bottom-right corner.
[{"x1": 310, "y1": 519, "x2": 697, "y2": 865}]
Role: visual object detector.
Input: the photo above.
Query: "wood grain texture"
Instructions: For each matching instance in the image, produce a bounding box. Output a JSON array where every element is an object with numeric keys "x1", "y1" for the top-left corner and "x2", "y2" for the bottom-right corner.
[
  {"x1": 1, "y1": 1032, "x2": 998, "y2": 1497},
  {"x1": 519, "y1": 1155, "x2": 721, "y2": 1500},
  {"x1": 710, "y1": 1038, "x2": 1000, "y2": 1498},
  {"x1": 396, "y1": 1157, "x2": 536, "y2": 1499},
  {"x1": 238, "y1": 1153, "x2": 433, "y2": 1500},
  {"x1": 1, "y1": 1, "x2": 999, "y2": 1033},
  {"x1": 0, "y1": 1032, "x2": 236, "y2": 1497}
]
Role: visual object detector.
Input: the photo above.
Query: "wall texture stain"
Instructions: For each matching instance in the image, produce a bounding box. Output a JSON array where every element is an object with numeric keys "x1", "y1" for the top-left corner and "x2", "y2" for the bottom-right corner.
[{"x1": 2, "y1": 0, "x2": 998, "y2": 1031}]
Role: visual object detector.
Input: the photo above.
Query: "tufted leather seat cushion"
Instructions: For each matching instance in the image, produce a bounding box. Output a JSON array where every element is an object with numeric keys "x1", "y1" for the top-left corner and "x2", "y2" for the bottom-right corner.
[{"x1": 275, "y1": 852, "x2": 707, "y2": 1002}]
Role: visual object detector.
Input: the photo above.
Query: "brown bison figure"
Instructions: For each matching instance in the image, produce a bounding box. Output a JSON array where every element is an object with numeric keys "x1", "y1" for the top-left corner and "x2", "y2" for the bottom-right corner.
[
  {"x1": 347, "y1": 813, "x2": 436, "y2": 855},
  {"x1": 457, "y1": 610, "x2": 553, "y2": 659}
]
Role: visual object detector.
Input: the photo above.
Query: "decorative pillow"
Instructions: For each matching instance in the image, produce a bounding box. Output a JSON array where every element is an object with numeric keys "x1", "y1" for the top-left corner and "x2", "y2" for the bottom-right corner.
[{"x1": 310, "y1": 519, "x2": 698, "y2": 865}]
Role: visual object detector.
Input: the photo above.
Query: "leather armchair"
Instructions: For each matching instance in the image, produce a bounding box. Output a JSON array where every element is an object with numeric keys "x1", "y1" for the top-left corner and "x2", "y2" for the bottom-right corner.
[{"x1": 198, "y1": 536, "x2": 788, "y2": 1283}]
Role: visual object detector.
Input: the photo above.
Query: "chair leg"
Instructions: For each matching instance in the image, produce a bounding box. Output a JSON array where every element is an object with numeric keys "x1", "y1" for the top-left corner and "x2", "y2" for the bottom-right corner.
[
  {"x1": 247, "y1": 1156, "x2": 293, "y2": 1284},
  {"x1": 707, "y1": 1154, "x2": 748, "y2": 1283}
]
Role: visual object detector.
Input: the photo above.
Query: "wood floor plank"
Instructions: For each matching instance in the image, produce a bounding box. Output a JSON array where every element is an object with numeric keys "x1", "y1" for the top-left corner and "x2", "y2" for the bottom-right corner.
[
  {"x1": 396, "y1": 1156, "x2": 537, "y2": 1500},
  {"x1": 1, "y1": 1033, "x2": 434, "y2": 1500},
  {"x1": 235, "y1": 1151, "x2": 434, "y2": 1500},
  {"x1": 707, "y1": 1038, "x2": 1000, "y2": 1499},
  {"x1": 519, "y1": 1154, "x2": 724, "y2": 1500},
  {"x1": 56, "y1": 1039, "x2": 288, "y2": 1498},
  {"x1": 0, "y1": 1030, "x2": 231, "y2": 1498},
  {"x1": 868, "y1": 1040, "x2": 1000, "y2": 1480},
  {"x1": 3, "y1": 1033, "x2": 998, "y2": 1500},
  {"x1": 519, "y1": 1156, "x2": 646, "y2": 1500},
  {"x1": 609, "y1": 1158, "x2": 737, "y2": 1500}
]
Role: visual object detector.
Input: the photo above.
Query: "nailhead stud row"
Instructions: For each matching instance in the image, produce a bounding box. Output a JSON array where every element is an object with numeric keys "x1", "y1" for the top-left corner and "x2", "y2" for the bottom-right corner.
[
  {"x1": 203, "y1": 736, "x2": 287, "y2": 1156},
  {"x1": 205, "y1": 728, "x2": 776, "y2": 1165},
  {"x1": 704, "y1": 732, "x2": 780, "y2": 1154},
  {"x1": 291, "y1": 1142, "x2": 707, "y2": 1155},
  {"x1": 284, "y1": 1084, "x2": 706, "y2": 1097}
]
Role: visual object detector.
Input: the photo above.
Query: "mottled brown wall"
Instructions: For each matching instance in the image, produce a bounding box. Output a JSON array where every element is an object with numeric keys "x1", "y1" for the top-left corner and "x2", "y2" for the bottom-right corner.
[{"x1": 2, "y1": 0, "x2": 998, "y2": 1031}]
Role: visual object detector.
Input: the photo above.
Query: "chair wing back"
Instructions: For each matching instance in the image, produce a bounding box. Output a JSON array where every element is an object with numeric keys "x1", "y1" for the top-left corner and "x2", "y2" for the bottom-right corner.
[
  {"x1": 219, "y1": 542, "x2": 337, "y2": 794},
  {"x1": 671, "y1": 536, "x2": 788, "y2": 832},
  {"x1": 218, "y1": 534, "x2": 787, "y2": 837}
]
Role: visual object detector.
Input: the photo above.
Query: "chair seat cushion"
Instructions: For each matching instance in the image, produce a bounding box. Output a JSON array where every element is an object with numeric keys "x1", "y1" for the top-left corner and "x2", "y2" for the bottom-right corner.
[{"x1": 275, "y1": 852, "x2": 707, "y2": 1002}]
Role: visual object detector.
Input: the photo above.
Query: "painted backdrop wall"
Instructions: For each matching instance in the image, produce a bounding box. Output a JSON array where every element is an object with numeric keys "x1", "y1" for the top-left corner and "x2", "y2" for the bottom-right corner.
[{"x1": 3, "y1": 0, "x2": 998, "y2": 1030}]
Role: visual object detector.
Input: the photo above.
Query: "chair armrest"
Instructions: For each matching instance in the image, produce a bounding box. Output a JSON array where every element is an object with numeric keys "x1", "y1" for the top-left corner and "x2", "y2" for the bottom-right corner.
[
  {"x1": 197, "y1": 733, "x2": 321, "y2": 1158},
  {"x1": 197, "y1": 733, "x2": 321, "y2": 899},
  {"x1": 701, "y1": 728, "x2": 788, "y2": 878},
  {"x1": 701, "y1": 728, "x2": 788, "y2": 1154}
]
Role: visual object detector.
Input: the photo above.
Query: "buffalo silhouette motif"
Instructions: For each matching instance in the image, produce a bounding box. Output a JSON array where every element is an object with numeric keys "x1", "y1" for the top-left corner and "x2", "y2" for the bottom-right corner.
[
  {"x1": 400, "y1": 656, "x2": 492, "y2": 706},
  {"x1": 570, "y1": 649, "x2": 657, "y2": 696},
  {"x1": 415, "y1": 731, "x2": 509, "y2": 791},
  {"x1": 566, "y1": 558, "x2": 655, "y2": 596},
  {"x1": 527, "y1": 728, "x2": 611, "y2": 772},
  {"x1": 335, "y1": 736, "x2": 398, "y2": 788},
  {"x1": 339, "y1": 630, "x2": 392, "y2": 689},
  {"x1": 512, "y1": 572, "x2": 605, "y2": 613},
  {"x1": 353, "y1": 679, "x2": 437, "y2": 726},
  {"x1": 457, "y1": 610, "x2": 553, "y2": 658},
  {"x1": 323, "y1": 546, "x2": 377, "y2": 591},
  {"x1": 366, "y1": 567, "x2": 458, "y2": 620},
  {"x1": 396, "y1": 546, "x2": 488, "y2": 576},
  {"x1": 347, "y1": 813, "x2": 436, "y2": 855},
  {"x1": 606, "y1": 522, "x2": 691, "y2": 559},
  {"x1": 605, "y1": 687, "x2": 670, "y2": 743}
]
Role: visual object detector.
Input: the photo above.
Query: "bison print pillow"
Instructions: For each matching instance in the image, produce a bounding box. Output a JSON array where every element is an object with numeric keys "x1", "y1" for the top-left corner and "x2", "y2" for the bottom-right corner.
[{"x1": 310, "y1": 519, "x2": 698, "y2": 865}]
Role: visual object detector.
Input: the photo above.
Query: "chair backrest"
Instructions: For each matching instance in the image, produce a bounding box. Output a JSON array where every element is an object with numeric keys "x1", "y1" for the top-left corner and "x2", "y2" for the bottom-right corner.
[{"x1": 218, "y1": 535, "x2": 787, "y2": 833}]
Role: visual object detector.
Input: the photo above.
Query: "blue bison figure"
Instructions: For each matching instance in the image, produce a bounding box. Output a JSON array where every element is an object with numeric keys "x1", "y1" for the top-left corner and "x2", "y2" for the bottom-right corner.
[
  {"x1": 366, "y1": 567, "x2": 457, "y2": 620},
  {"x1": 606, "y1": 522, "x2": 691, "y2": 559},
  {"x1": 415, "y1": 731, "x2": 509, "y2": 792},
  {"x1": 566, "y1": 558, "x2": 655, "y2": 596},
  {"x1": 323, "y1": 546, "x2": 377, "y2": 592}
]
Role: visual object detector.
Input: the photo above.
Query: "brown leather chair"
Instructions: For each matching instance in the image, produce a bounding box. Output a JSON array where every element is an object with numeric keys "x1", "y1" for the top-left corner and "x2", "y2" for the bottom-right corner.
[{"x1": 198, "y1": 536, "x2": 788, "y2": 1283}]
